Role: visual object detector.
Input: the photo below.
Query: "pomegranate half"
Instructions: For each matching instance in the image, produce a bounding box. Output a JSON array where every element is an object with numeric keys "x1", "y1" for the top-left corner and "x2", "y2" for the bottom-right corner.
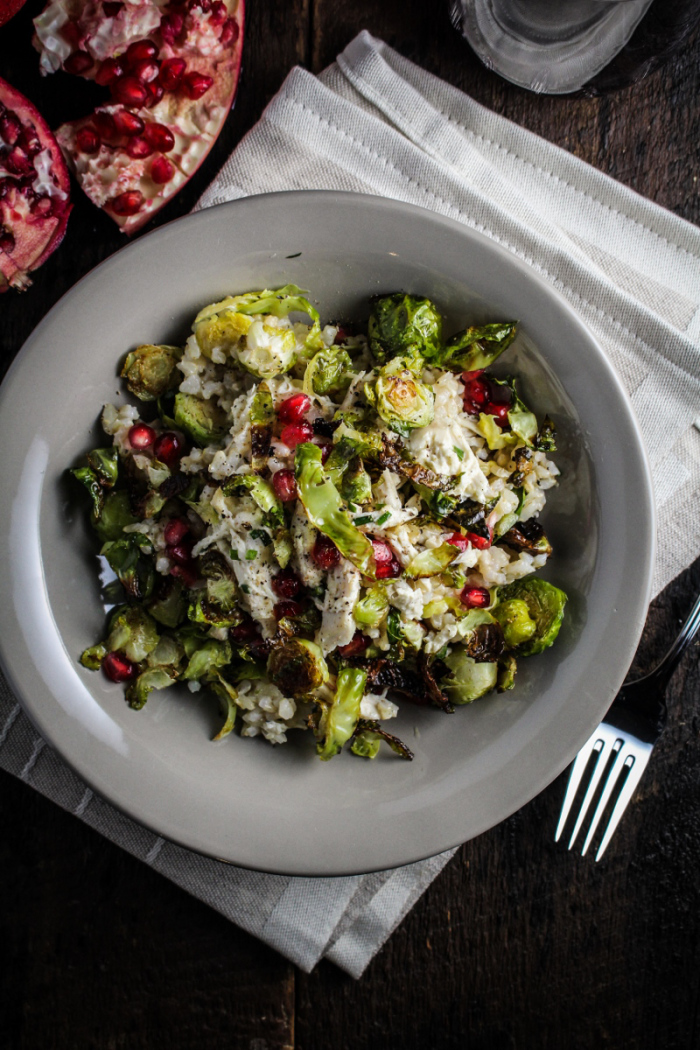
[
  {"x1": 33, "y1": 0, "x2": 245, "y2": 234},
  {"x1": 0, "y1": 76, "x2": 72, "y2": 292}
]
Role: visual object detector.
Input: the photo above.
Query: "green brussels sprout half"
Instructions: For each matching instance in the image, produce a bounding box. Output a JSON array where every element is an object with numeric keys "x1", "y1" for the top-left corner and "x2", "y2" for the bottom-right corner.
[
  {"x1": 174, "y1": 392, "x2": 229, "y2": 447},
  {"x1": 354, "y1": 584, "x2": 388, "y2": 630},
  {"x1": 80, "y1": 643, "x2": 107, "y2": 670},
  {"x1": 434, "y1": 321, "x2": 517, "y2": 372},
  {"x1": 106, "y1": 605, "x2": 160, "y2": 664},
  {"x1": 497, "y1": 653, "x2": 518, "y2": 692},
  {"x1": 496, "y1": 577, "x2": 567, "y2": 656},
  {"x1": 72, "y1": 449, "x2": 119, "y2": 521},
  {"x1": 303, "y1": 345, "x2": 354, "y2": 399},
  {"x1": 101, "y1": 532, "x2": 155, "y2": 600},
  {"x1": 491, "y1": 599, "x2": 537, "y2": 649},
  {"x1": 441, "y1": 649, "x2": 498, "y2": 704},
  {"x1": 341, "y1": 457, "x2": 373, "y2": 506},
  {"x1": 237, "y1": 323, "x2": 297, "y2": 380},
  {"x1": 267, "y1": 638, "x2": 329, "y2": 698},
  {"x1": 147, "y1": 578, "x2": 187, "y2": 629},
  {"x1": 183, "y1": 638, "x2": 232, "y2": 680},
  {"x1": 368, "y1": 293, "x2": 442, "y2": 363},
  {"x1": 126, "y1": 668, "x2": 177, "y2": 710},
  {"x1": 316, "y1": 667, "x2": 367, "y2": 761},
  {"x1": 405, "y1": 541, "x2": 461, "y2": 578},
  {"x1": 121, "y1": 344, "x2": 183, "y2": 401},
  {"x1": 365, "y1": 360, "x2": 434, "y2": 436},
  {"x1": 350, "y1": 729, "x2": 382, "y2": 759},
  {"x1": 93, "y1": 489, "x2": 137, "y2": 542}
]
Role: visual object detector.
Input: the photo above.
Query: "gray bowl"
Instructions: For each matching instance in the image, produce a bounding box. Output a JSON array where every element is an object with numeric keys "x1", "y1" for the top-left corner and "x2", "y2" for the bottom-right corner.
[{"x1": 0, "y1": 191, "x2": 654, "y2": 876}]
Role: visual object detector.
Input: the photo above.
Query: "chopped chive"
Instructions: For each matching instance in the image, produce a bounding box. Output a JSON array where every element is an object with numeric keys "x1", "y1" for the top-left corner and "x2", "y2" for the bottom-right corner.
[
  {"x1": 241, "y1": 584, "x2": 250, "y2": 594},
  {"x1": 376, "y1": 511, "x2": 391, "y2": 525},
  {"x1": 229, "y1": 549, "x2": 239, "y2": 561},
  {"x1": 353, "y1": 514, "x2": 373, "y2": 526},
  {"x1": 250, "y1": 528, "x2": 272, "y2": 546},
  {"x1": 245, "y1": 550, "x2": 257, "y2": 560},
  {"x1": 453, "y1": 446, "x2": 465, "y2": 461}
]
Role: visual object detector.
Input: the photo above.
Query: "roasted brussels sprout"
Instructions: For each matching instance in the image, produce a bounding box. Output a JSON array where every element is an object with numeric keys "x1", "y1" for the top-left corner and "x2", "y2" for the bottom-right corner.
[
  {"x1": 303, "y1": 345, "x2": 354, "y2": 398},
  {"x1": 100, "y1": 532, "x2": 155, "y2": 599},
  {"x1": 365, "y1": 359, "x2": 434, "y2": 436},
  {"x1": 183, "y1": 637, "x2": 232, "y2": 680},
  {"x1": 315, "y1": 667, "x2": 367, "y2": 761},
  {"x1": 188, "y1": 550, "x2": 241, "y2": 629},
  {"x1": 174, "y1": 392, "x2": 229, "y2": 446},
  {"x1": 405, "y1": 542, "x2": 461, "y2": 578},
  {"x1": 121, "y1": 344, "x2": 183, "y2": 401},
  {"x1": 368, "y1": 293, "x2": 442, "y2": 363},
  {"x1": 341, "y1": 457, "x2": 373, "y2": 506},
  {"x1": 105, "y1": 604, "x2": 160, "y2": 664},
  {"x1": 147, "y1": 577, "x2": 187, "y2": 629},
  {"x1": 496, "y1": 577, "x2": 567, "y2": 655},
  {"x1": 71, "y1": 447, "x2": 121, "y2": 521},
  {"x1": 267, "y1": 638, "x2": 329, "y2": 698},
  {"x1": 354, "y1": 584, "x2": 389, "y2": 630},
  {"x1": 350, "y1": 719, "x2": 414, "y2": 760},
  {"x1": 491, "y1": 599, "x2": 536, "y2": 649},
  {"x1": 431, "y1": 321, "x2": 517, "y2": 372},
  {"x1": 499, "y1": 520, "x2": 552, "y2": 557},
  {"x1": 441, "y1": 649, "x2": 498, "y2": 704}
]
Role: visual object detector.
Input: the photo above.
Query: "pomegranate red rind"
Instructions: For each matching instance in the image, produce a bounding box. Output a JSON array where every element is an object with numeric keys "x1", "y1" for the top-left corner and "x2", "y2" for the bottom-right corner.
[
  {"x1": 33, "y1": 0, "x2": 245, "y2": 235},
  {"x1": 0, "y1": 76, "x2": 72, "y2": 292},
  {"x1": 0, "y1": 0, "x2": 27, "y2": 28}
]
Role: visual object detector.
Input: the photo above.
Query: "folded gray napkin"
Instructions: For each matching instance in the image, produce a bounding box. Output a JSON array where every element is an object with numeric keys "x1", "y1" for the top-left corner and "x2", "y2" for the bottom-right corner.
[{"x1": 2, "y1": 31, "x2": 700, "y2": 980}]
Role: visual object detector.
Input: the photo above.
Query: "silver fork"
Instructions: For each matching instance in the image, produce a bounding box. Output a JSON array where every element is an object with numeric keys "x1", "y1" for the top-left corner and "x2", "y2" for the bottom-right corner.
[{"x1": 555, "y1": 590, "x2": 700, "y2": 861}]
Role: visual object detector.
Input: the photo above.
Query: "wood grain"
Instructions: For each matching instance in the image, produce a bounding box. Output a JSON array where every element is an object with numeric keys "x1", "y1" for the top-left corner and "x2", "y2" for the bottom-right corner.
[{"x1": 1, "y1": 1, "x2": 700, "y2": 1047}]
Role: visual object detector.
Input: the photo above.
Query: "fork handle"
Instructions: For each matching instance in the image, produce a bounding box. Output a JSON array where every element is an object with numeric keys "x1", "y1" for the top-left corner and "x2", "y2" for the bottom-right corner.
[{"x1": 646, "y1": 590, "x2": 700, "y2": 691}]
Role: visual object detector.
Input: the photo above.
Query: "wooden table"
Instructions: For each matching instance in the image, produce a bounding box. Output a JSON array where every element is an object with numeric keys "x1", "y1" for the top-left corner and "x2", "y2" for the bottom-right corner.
[{"x1": 2, "y1": 3, "x2": 700, "y2": 1047}]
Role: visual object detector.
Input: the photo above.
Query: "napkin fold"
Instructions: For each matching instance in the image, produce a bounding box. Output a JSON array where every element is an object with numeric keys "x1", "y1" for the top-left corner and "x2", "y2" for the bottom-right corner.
[{"x1": 2, "y1": 31, "x2": 700, "y2": 980}]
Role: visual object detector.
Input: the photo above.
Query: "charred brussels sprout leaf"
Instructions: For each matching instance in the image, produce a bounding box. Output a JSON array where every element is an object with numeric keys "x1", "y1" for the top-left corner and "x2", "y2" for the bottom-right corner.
[
  {"x1": 435, "y1": 321, "x2": 517, "y2": 372},
  {"x1": 499, "y1": 520, "x2": 552, "y2": 557},
  {"x1": 351, "y1": 719, "x2": 414, "y2": 760},
  {"x1": 350, "y1": 729, "x2": 381, "y2": 759},
  {"x1": 183, "y1": 638, "x2": 232, "y2": 680},
  {"x1": 71, "y1": 448, "x2": 122, "y2": 522},
  {"x1": 354, "y1": 584, "x2": 388, "y2": 630},
  {"x1": 94, "y1": 490, "x2": 138, "y2": 542},
  {"x1": 106, "y1": 605, "x2": 160, "y2": 663},
  {"x1": 80, "y1": 643, "x2": 107, "y2": 670},
  {"x1": 121, "y1": 344, "x2": 183, "y2": 401},
  {"x1": 535, "y1": 416, "x2": 557, "y2": 452},
  {"x1": 315, "y1": 667, "x2": 367, "y2": 761},
  {"x1": 405, "y1": 542, "x2": 461, "y2": 578},
  {"x1": 267, "y1": 638, "x2": 329, "y2": 698},
  {"x1": 365, "y1": 360, "x2": 434, "y2": 435},
  {"x1": 441, "y1": 649, "x2": 498, "y2": 704},
  {"x1": 147, "y1": 578, "x2": 187, "y2": 629},
  {"x1": 497, "y1": 653, "x2": 517, "y2": 692},
  {"x1": 223, "y1": 474, "x2": 284, "y2": 529},
  {"x1": 250, "y1": 381, "x2": 274, "y2": 469},
  {"x1": 174, "y1": 392, "x2": 229, "y2": 447},
  {"x1": 341, "y1": 457, "x2": 373, "y2": 506},
  {"x1": 208, "y1": 673, "x2": 239, "y2": 741},
  {"x1": 387, "y1": 609, "x2": 424, "y2": 653},
  {"x1": 126, "y1": 668, "x2": 177, "y2": 710},
  {"x1": 72, "y1": 466, "x2": 105, "y2": 520},
  {"x1": 295, "y1": 443, "x2": 375, "y2": 576},
  {"x1": 101, "y1": 532, "x2": 155, "y2": 600},
  {"x1": 496, "y1": 577, "x2": 567, "y2": 656},
  {"x1": 188, "y1": 550, "x2": 241, "y2": 629},
  {"x1": 368, "y1": 293, "x2": 442, "y2": 363}
]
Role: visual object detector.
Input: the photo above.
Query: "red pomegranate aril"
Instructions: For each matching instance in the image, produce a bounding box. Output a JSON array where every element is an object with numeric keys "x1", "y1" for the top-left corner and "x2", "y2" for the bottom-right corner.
[
  {"x1": 0, "y1": 110, "x2": 21, "y2": 146},
  {"x1": 229, "y1": 619, "x2": 262, "y2": 644},
  {"x1": 277, "y1": 393, "x2": 311, "y2": 424},
  {"x1": 318, "y1": 441, "x2": 332, "y2": 464},
  {"x1": 312, "y1": 533, "x2": 341, "y2": 570},
  {"x1": 167, "y1": 541, "x2": 193, "y2": 566},
  {"x1": 111, "y1": 188, "x2": 143, "y2": 217},
  {"x1": 272, "y1": 469, "x2": 298, "y2": 503},
  {"x1": 182, "y1": 71, "x2": 214, "y2": 100},
  {"x1": 375, "y1": 556, "x2": 402, "y2": 580},
  {"x1": 131, "y1": 58, "x2": 160, "y2": 84},
  {"x1": 103, "y1": 651, "x2": 138, "y2": 682},
  {"x1": 338, "y1": 632, "x2": 369, "y2": 658},
  {"x1": 95, "y1": 58, "x2": 124, "y2": 87},
  {"x1": 446, "y1": 532, "x2": 469, "y2": 552},
  {"x1": 0, "y1": 229, "x2": 15, "y2": 253},
  {"x1": 462, "y1": 375, "x2": 491, "y2": 415},
  {"x1": 159, "y1": 12, "x2": 183, "y2": 44},
  {"x1": 145, "y1": 80, "x2": 165, "y2": 107},
  {"x1": 18, "y1": 126, "x2": 41, "y2": 157},
  {"x1": 127, "y1": 422, "x2": 156, "y2": 449},
  {"x1": 159, "y1": 57, "x2": 186, "y2": 90},
  {"x1": 462, "y1": 369, "x2": 484, "y2": 382},
  {"x1": 280, "y1": 422, "x2": 313, "y2": 449},
  {"x1": 151, "y1": 156, "x2": 174, "y2": 183},
  {"x1": 486, "y1": 400, "x2": 511, "y2": 423},
  {"x1": 154, "y1": 431, "x2": 185, "y2": 466},
  {"x1": 466, "y1": 531, "x2": 491, "y2": 550},
  {"x1": 170, "y1": 561, "x2": 198, "y2": 587},
  {"x1": 64, "y1": 50, "x2": 93, "y2": 76},
  {"x1": 102, "y1": 1, "x2": 123, "y2": 16},
  {"x1": 126, "y1": 136, "x2": 153, "y2": 159},
  {"x1": 61, "y1": 21, "x2": 82, "y2": 48},
  {"x1": 111, "y1": 75, "x2": 149, "y2": 107},
  {"x1": 94, "y1": 111, "x2": 117, "y2": 138},
  {"x1": 272, "y1": 569, "x2": 302, "y2": 600},
  {"x1": 460, "y1": 585, "x2": 491, "y2": 609},
  {"x1": 112, "y1": 109, "x2": 144, "y2": 136},
  {"x1": 209, "y1": 0, "x2": 226, "y2": 23},
  {"x1": 143, "y1": 122, "x2": 175, "y2": 151},
  {"x1": 370, "y1": 538, "x2": 393, "y2": 564},
  {"x1": 4, "y1": 148, "x2": 32, "y2": 177},
  {"x1": 76, "y1": 126, "x2": 101, "y2": 154},
  {"x1": 163, "y1": 518, "x2": 189, "y2": 545},
  {"x1": 334, "y1": 325, "x2": 352, "y2": 344},
  {"x1": 274, "y1": 600, "x2": 304, "y2": 621},
  {"x1": 125, "y1": 39, "x2": 158, "y2": 64},
  {"x1": 219, "y1": 17, "x2": 239, "y2": 45}
]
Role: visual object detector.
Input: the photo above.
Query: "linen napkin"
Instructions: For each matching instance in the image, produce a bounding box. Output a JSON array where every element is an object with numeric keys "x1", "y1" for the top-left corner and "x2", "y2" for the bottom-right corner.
[{"x1": 2, "y1": 30, "x2": 700, "y2": 981}]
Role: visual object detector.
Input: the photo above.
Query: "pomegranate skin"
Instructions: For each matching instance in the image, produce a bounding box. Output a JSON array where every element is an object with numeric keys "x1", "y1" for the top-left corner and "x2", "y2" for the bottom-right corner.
[{"x1": 0, "y1": 0, "x2": 27, "y2": 27}]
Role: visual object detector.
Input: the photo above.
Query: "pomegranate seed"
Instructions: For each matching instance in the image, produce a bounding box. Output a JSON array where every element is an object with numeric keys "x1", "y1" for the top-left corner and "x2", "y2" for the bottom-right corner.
[
  {"x1": 274, "y1": 600, "x2": 304, "y2": 621},
  {"x1": 127, "y1": 422, "x2": 156, "y2": 449},
  {"x1": 143, "y1": 122, "x2": 175, "y2": 151},
  {"x1": 209, "y1": 0, "x2": 226, "y2": 24},
  {"x1": 170, "y1": 562, "x2": 198, "y2": 587},
  {"x1": 312, "y1": 533, "x2": 341, "y2": 570},
  {"x1": 131, "y1": 58, "x2": 160, "y2": 84},
  {"x1": 18, "y1": 126, "x2": 41, "y2": 157},
  {"x1": 150, "y1": 156, "x2": 175, "y2": 184},
  {"x1": 278, "y1": 393, "x2": 311, "y2": 424},
  {"x1": 182, "y1": 71, "x2": 214, "y2": 100},
  {"x1": 159, "y1": 12, "x2": 184, "y2": 44},
  {"x1": 112, "y1": 109, "x2": 144, "y2": 136},
  {"x1": 103, "y1": 1, "x2": 123, "y2": 15},
  {"x1": 95, "y1": 58, "x2": 124, "y2": 86},
  {"x1": 4, "y1": 148, "x2": 32, "y2": 177},
  {"x1": 272, "y1": 569, "x2": 302, "y2": 600},
  {"x1": 0, "y1": 110, "x2": 21, "y2": 146},
  {"x1": 375, "y1": 556, "x2": 402, "y2": 580},
  {"x1": 229, "y1": 619, "x2": 262, "y2": 643},
  {"x1": 334, "y1": 325, "x2": 352, "y2": 344},
  {"x1": 167, "y1": 541, "x2": 193, "y2": 566},
  {"x1": 61, "y1": 21, "x2": 82, "y2": 49},
  {"x1": 188, "y1": 0, "x2": 211, "y2": 11},
  {"x1": 153, "y1": 431, "x2": 185, "y2": 466},
  {"x1": 485, "y1": 401, "x2": 510, "y2": 423},
  {"x1": 271, "y1": 469, "x2": 298, "y2": 503},
  {"x1": 64, "y1": 50, "x2": 93, "y2": 75},
  {"x1": 164, "y1": 518, "x2": 189, "y2": 545},
  {"x1": 126, "y1": 136, "x2": 153, "y2": 158},
  {"x1": 111, "y1": 189, "x2": 143, "y2": 216},
  {"x1": 0, "y1": 229, "x2": 15, "y2": 253},
  {"x1": 466, "y1": 530, "x2": 491, "y2": 550},
  {"x1": 338, "y1": 632, "x2": 369, "y2": 658},
  {"x1": 460, "y1": 586, "x2": 491, "y2": 609},
  {"x1": 370, "y1": 539, "x2": 393, "y2": 564},
  {"x1": 94, "y1": 111, "x2": 117, "y2": 138},
  {"x1": 144, "y1": 80, "x2": 165, "y2": 107},
  {"x1": 219, "y1": 17, "x2": 239, "y2": 45},
  {"x1": 76, "y1": 126, "x2": 101, "y2": 154},
  {"x1": 126, "y1": 40, "x2": 158, "y2": 64},
  {"x1": 462, "y1": 375, "x2": 491, "y2": 415},
  {"x1": 462, "y1": 369, "x2": 484, "y2": 382},
  {"x1": 103, "y1": 651, "x2": 138, "y2": 682},
  {"x1": 159, "y1": 57, "x2": 186, "y2": 90},
  {"x1": 280, "y1": 422, "x2": 313, "y2": 449},
  {"x1": 111, "y1": 75, "x2": 149, "y2": 107},
  {"x1": 318, "y1": 441, "x2": 332, "y2": 464},
  {"x1": 446, "y1": 532, "x2": 469, "y2": 552}
]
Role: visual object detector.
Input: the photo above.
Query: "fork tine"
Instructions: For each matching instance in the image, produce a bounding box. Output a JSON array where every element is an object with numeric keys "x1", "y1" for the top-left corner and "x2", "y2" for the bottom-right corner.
[
  {"x1": 580, "y1": 742, "x2": 630, "y2": 856},
  {"x1": 554, "y1": 733, "x2": 603, "y2": 842},
  {"x1": 594, "y1": 743, "x2": 653, "y2": 861},
  {"x1": 567, "y1": 732, "x2": 622, "y2": 849}
]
